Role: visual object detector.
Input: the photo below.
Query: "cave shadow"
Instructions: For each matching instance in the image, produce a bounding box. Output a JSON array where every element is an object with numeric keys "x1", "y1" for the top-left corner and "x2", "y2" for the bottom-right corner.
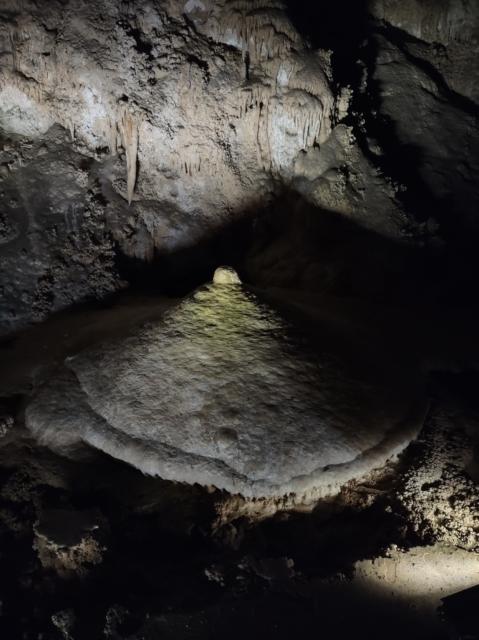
[
  {"x1": 284, "y1": 0, "x2": 370, "y2": 78},
  {"x1": 0, "y1": 187, "x2": 440, "y2": 403},
  {"x1": 0, "y1": 179, "x2": 473, "y2": 640},
  {"x1": 109, "y1": 188, "x2": 479, "y2": 403},
  {"x1": 441, "y1": 584, "x2": 479, "y2": 639},
  {"x1": 2, "y1": 187, "x2": 477, "y2": 407},
  {"x1": 115, "y1": 187, "x2": 446, "y2": 305}
]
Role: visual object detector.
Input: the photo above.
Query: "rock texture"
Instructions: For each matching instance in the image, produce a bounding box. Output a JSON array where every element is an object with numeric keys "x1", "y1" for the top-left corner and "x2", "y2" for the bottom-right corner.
[
  {"x1": 0, "y1": 1, "x2": 478, "y2": 335},
  {"x1": 0, "y1": 126, "x2": 122, "y2": 333},
  {"x1": 370, "y1": 0, "x2": 479, "y2": 47},
  {"x1": 34, "y1": 508, "x2": 106, "y2": 577},
  {"x1": 0, "y1": 3, "x2": 478, "y2": 638},
  {"x1": 0, "y1": 0, "x2": 446, "y2": 334},
  {"x1": 0, "y1": 0, "x2": 338, "y2": 332},
  {"x1": 396, "y1": 407, "x2": 479, "y2": 550},
  {"x1": 364, "y1": 0, "x2": 479, "y2": 234},
  {"x1": 26, "y1": 278, "x2": 426, "y2": 499}
]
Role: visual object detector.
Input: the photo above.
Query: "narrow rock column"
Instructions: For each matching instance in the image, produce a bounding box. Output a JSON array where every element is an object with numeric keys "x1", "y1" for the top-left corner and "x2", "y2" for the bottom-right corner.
[{"x1": 119, "y1": 109, "x2": 139, "y2": 205}]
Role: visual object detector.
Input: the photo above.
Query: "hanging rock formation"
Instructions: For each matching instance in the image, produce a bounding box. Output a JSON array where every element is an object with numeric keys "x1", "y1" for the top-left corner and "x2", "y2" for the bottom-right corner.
[
  {"x1": 0, "y1": 0, "x2": 333, "y2": 202},
  {"x1": 0, "y1": 0, "x2": 344, "y2": 332},
  {"x1": 118, "y1": 108, "x2": 139, "y2": 206}
]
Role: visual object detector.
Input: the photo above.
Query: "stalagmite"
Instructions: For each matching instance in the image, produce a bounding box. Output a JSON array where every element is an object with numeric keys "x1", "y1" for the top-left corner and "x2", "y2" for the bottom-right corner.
[
  {"x1": 25, "y1": 276, "x2": 426, "y2": 501},
  {"x1": 213, "y1": 266, "x2": 242, "y2": 284}
]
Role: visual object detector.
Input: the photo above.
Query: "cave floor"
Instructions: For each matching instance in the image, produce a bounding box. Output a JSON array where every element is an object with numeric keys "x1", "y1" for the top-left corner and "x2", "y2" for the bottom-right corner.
[{"x1": 0, "y1": 290, "x2": 478, "y2": 639}]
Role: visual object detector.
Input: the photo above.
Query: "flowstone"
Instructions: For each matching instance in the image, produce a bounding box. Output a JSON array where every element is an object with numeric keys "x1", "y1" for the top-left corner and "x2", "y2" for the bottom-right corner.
[{"x1": 26, "y1": 275, "x2": 426, "y2": 500}]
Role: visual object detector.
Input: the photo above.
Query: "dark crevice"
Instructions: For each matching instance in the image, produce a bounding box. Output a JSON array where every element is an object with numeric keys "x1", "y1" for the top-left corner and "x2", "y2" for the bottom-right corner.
[
  {"x1": 345, "y1": 25, "x2": 479, "y2": 299},
  {"x1": 186, "y1": 54, "x2": 211, "y2": 83},
  {"x1": 244, "y1": 50, "x2": 251, "y2": 81},
  {"x1": 346, "y1": 35, "x2": 440, "y2": 225},
  {"x1": 117, "y1": 19, "x2": 154, "y2": 61},
  {"x1": 114, "y1": 212, "x2": 257, "y2": 297},
  {"x1": 285, "y1": 2, "x2": 478, "y2": 255},
  {"x1": 284, "y1": 2, "x2": 434, "y2": 227},
  {"x1": 284, "y1": 0, "x2": 370, "y2": 59}
]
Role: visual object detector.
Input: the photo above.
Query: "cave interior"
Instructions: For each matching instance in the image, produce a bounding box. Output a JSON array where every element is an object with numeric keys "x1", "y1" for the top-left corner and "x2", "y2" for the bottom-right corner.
[{"x1": 1, "y1": 1, "x2": 479, "y2": 638}]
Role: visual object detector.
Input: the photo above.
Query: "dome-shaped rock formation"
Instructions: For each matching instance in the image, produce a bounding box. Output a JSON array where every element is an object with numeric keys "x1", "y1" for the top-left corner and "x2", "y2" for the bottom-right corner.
[{"x1": 26, "y1": 275, "x2": 426, "y2": 499}]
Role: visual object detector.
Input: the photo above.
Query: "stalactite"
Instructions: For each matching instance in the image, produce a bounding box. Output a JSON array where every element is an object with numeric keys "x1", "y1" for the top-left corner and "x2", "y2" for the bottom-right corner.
[
  {"x1": 8, "y1": 28, "x2": 19, "y2": 71},
  {"x1": 0, "y1": 70, "x2": 45, "y2": 105},
  {"x1": 0, "y1": 0, "x2": 334, "y2": 201},
  {"x1": 118, "y1": 108, "x2": 139, "y2": 205},
  {"x1": 215, "y1": 1, "x2": 300, "y2": 64},
  {"x1": 171, "y1": 140, "x2": 224, "y2": 177},
  {"x1": 106, "y1": 116, "x2": 117, "y2": 154}
]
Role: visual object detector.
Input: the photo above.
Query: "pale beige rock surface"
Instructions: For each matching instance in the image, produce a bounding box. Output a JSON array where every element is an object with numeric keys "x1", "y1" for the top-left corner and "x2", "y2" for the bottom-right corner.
[
  {"x1": 213, "y1": 266, "x2": 242, "y2": 284},
  {"x1": 351, "y1": 543, "x2": 479, "y2": 628},
  {"x1": 0, "y1": 0, "x2": 333, "y2": 217},
  {"x1": 26, "y1": 281, "x2": 426, "y2": 499}
]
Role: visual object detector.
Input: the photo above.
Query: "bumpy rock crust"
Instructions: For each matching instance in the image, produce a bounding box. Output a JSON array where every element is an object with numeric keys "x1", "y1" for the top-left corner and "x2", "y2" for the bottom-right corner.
[{"x1": 26, "y1": 282, "x2": 427, "y2": 499}]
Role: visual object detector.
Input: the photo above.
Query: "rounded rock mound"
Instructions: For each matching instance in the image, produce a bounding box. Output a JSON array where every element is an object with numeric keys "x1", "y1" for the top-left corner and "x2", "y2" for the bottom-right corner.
[
  {"x1": 213, "y1": 266, "x2": 242, "y2": 285},
  {"x1": 26, "y1": 276, "x2": 427, "y2": 500}
]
